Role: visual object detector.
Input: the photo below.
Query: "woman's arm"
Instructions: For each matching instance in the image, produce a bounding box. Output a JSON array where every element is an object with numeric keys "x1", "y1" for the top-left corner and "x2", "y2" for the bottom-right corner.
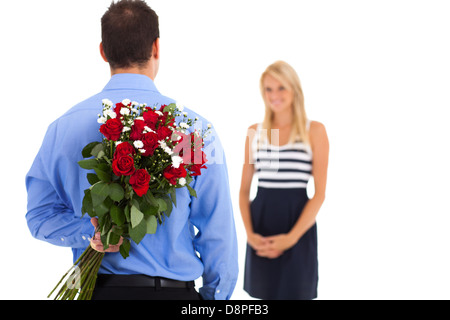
[
  {"x1": 239, "y1": 124, "x2": 271, "y2": 252},
  {"x1": 265, "y1": 121, "x2": 329, "y2": 252}
]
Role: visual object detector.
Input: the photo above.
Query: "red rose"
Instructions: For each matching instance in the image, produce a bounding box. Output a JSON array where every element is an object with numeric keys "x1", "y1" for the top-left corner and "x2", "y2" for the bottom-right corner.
[
  {"x1": 114, "y1": 141, "x2": 135, "y2": 159},
  {"x1": 163, "y1": 164, "x2": 187, "y2": 185},
  {"x1": 100, "y1": 118, "x2": 123, "y2": 141},
  {"x1": 141, "y1": 132, "x2": 159, "y2": 156},
  {"x1": 143, "y1": 109, "x2": 159, "y2": 130},
  {"x1": 130, "y1": 169, "x2": 151, "y2": 197},
  {"x1": 112, "y1": 155, "x2": 135, "y2": 176},
  {"x1": 157, "y1": 125, "x2": 172, "y2": 141},
  {"x1": 189, "y1": 150, "x2": 207, "y2": 176},
  {"x1": 130, "y1": 119, "x2": 146, "y2": 140}
]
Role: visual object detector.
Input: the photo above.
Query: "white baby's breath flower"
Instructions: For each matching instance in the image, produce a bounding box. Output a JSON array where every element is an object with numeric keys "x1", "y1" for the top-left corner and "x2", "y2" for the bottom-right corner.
[
  {"x1": 179, "y1": 122, "x2": 189, "y2": 129},
  {"x1": 136, "y1": 116, "x2": 144, "y2": 121},
  {"x1": 144, "y1": 126, "x2": 155, "y2": 133},
  {"x1": 207, "y1": 123, "x2": 212, "y2": 128},
  {"x1": 120, "y1": 108, "x2": 130, "y2": 116},
  {"x1": 178, "y1": 177, "x2": 186, "y2": 186},
  {"x1": 97, "y1": 117, "x2": 106, "y2": 124},
  {"x1": 115, "y1": 141, "x2": 123, "y2": 146},
  {"x1": 122, "y1": 99, "x2": 131, "y2": 106},
  {"x1": 131, "y1": 101, "x2": 139, "y2": 106},
  {"x1": 104, "y1": 109, "x2": 116, "y2": 119},
  {"x1": 176, "y1": 102, "x2": 184, "y2": 112},
  {"x1": 133, "y1": 140, "x2": 144, "y2": 149},
  {"x1": 122, "y1": 126, "x2": 131, "y2": 132},
  {"x1": 171, "y1": 155, "x2": 183, "y2": 168},
  {"x1": 139, "y1": 149, "x2": 146, "y2": 154},
  {"x1": 155, "y1": 111, "x2": 163, "y2": 116},
  {"x1": 102, "y1": 99, "x2": 113, "y2": 107},
  {"x1": 182, "y1": 112, "x2": 188, "y2": 117}
]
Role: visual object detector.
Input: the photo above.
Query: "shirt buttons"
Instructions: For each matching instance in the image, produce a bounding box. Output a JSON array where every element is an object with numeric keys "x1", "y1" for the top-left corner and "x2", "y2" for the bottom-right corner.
[
  {"x1": 60, "y1": 237, "x2": 65, "y2": 241},
  {"x1": 216, "y1": 289, "x2": 221, "y2": 294},
  {"x1": 82, "y1": 236, "x2": 86, "y2": 240}
]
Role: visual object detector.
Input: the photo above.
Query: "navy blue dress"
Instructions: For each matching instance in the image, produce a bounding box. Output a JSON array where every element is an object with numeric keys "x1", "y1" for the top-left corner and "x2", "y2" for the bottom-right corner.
[{"x1": 244, "y1": 126, "x2": 318, "y2": 300}]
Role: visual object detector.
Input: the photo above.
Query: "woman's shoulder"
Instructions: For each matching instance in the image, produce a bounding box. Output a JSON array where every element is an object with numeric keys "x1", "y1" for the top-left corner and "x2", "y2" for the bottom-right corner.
[
  {"x1": 309, "y1": 120, "x2": 326, "y2": 133},
  {"x1": 248, "y1": 123, "x2": 259, "y2": 131}
]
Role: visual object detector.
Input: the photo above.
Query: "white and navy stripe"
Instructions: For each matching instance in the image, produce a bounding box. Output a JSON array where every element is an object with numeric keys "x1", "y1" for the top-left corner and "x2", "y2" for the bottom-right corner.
[{"x1": 253, "y1": 125, "x2": 313, "y2": 189}]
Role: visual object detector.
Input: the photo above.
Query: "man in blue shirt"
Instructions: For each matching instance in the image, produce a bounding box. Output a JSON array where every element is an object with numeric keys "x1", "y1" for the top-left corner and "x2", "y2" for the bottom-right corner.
[{"x1": 25, "y1": 0, "x2": 238, "y2": 300}]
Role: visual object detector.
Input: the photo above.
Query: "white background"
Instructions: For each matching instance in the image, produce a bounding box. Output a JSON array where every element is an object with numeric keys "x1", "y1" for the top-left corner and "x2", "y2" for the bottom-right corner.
[{"x1": 1, "y1": 0, "x2": 450, "y2": 300}]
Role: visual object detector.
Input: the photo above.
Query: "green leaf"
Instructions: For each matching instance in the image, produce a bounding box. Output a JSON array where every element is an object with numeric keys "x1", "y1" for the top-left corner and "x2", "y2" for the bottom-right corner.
[
  {"x1": 124, "y1": 205, "x2": 130, "y2": 223},
  {"x1": 156, "y1": 198, "x2": 167, "y2": 212},
  {"x1": 94, "y1": 168, "x2": 111, "y2": 183},
  {"x1": 91, "y1": 182, "x2": 110, "y2": 207},
  {"x1": 87, "y1": 173, "x2": 100, "y2": 185},
  {"x1": 169, "y1": 188, "x2": 177, "y2": 207},
  {"x1": 145, "y1": 215, "x2": 157, "y2": 234},
  {"x1": 186, "y1": 184, "x2": 197, "y2": 198},
  {"x1": 107, "y1": 229, "x2": 121, "y2": 245},
  {"x1": 129, "y1": 219, "x2": 147, "y2": 244},
  {"x1": 78, "y1": 159, "x2": 99, "y2": 170},
  {"x1": 163, "y1": 103, "x2": 177, "y2": 114},
  {"x1": 82, "y1": 142, "x2": 102, "y2": 158},
  {"x1": 90, "y1": 143, "x2": 104, "y2": 158},
  {"x1": 130, "y1": 205, "x2": 144, "y2": 229},
  {"x1": 109, "y1": 183, "x2": 124, "y2": 202},
  {"x1": 81, "y1": 189, "x2": 93, "y2": 217},
  {"x1": 119, "y1": 238, "x2": 131, "y2": 259},
  {"x1": 94, "y1": 201, "x2": 109, "y2": 218},
  {"x1": 110, "y1": 204, "x2": 125, "y2": 226}
]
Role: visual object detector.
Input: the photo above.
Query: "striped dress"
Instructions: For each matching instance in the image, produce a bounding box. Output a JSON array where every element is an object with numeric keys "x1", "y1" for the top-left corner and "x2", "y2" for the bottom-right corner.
[{"x1": 243, "y1": 123, "x2": 318, "y2": 300}]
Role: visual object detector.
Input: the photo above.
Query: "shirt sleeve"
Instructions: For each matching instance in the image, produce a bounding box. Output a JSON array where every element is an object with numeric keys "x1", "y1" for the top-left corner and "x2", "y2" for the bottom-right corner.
[
  {"x1": 25, "y1": 122, "x2": 94, "y2": 249},
  {"x1": 188, "y1": 127, "x2": 239, "y2": 300}
]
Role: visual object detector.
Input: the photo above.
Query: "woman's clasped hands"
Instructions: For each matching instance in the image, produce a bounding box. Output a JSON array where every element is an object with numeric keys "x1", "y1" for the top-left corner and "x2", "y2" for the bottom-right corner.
[{"x1": 247, "y1": 232, "x2": 297, "y2": 259}]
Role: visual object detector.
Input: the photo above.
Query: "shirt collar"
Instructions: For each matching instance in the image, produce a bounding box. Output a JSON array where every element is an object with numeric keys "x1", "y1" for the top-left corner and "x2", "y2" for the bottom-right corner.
[{"x1": 102, "y1": 73, "x2": 160, "y2": 93}]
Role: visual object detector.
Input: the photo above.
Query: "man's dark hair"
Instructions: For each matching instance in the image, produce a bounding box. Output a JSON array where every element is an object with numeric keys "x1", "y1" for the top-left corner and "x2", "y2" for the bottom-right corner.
[{"x1": 101, "y1": 0, "x2": 159, "y2": 69}]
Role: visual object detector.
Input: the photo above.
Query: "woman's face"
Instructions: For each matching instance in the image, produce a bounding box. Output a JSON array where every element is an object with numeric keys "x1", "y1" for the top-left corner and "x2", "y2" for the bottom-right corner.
[{"x1": 263, "y1": 74, "x2": 293, "y2": 114}]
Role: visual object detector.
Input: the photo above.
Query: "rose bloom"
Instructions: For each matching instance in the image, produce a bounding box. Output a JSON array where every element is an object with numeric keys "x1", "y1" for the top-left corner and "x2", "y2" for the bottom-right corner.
[
  {"x1": 129, "y1": 169, "x2": 151, "y2": 197},
  {"x1": 130, "y1": 119, "x2": 146, "y2": 140},
  {"x1": 141, "y1": 132, "x2": 159, "y2": 156},
  {"x1": 100, "y1": 118, "x2": 123, "y2": 141},
  {"x1": 114, "y1": 141, "x2": 135, "y2": 159},
  {"x1": 163, "y1": 164, "x2": 187, "y2": 185},
  {"x1": 112, "y1": 155, "x2": 136, "y2": 176},
  {"x1": 143, "y1": 108, "x2": 159, "y2": 130}
]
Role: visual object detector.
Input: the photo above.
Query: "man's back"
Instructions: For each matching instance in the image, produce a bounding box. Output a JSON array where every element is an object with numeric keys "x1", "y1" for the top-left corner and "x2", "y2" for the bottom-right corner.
[{"x1": 26, "y1": 73, "x2": 238, "y2": 299}]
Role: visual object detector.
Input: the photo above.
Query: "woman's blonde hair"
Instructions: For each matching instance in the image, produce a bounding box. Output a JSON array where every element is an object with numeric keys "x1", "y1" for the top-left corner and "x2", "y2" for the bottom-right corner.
[{"x1": 260, "y1": 60, "x2": 309, "y2": 146}]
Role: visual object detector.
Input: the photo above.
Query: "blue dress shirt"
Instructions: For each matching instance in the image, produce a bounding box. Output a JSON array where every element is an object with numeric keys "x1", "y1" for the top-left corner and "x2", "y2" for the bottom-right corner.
[{"x1": 25, "y1": 73, "x2": 239, "y2": 300}]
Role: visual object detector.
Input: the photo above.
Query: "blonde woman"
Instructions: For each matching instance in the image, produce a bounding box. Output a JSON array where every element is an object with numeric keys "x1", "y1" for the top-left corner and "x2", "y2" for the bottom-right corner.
[{"x1": 239, "y1": 61, "x2": 329, "y2": 300}]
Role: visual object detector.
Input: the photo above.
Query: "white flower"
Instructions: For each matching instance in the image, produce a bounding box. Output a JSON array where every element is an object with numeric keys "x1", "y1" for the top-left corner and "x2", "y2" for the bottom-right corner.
[
  {"x1": 144, "y1": 126, "x2": 155, "y2": 133},
  {"x1": 155, "y1": 111, "x2": 163, "y2": 116},
  {"x1": 176, "y1": 102, "x2": 184, "y2": 112},
  {"x1": 139, "y1": 149, "x2": 146, "y2": 153},
  {"x1": 97, "y1": 117, "x2": 106, "y2": 124},
  {"x1": 182, "y1": 112, "x2": 188, "y2": 117},
  {"x1": 104, "y1": 109, "x2": 116, "y2": 119},
  {"x1": 178, "y1": 177, "x2": 186, "y2": 186},
  {"x1": 171, "y1": 155, "x2": 183, "y2": 168},
  {"x1": 120, "y1": 108, "x2": 130, "y2": 116},
  {"x1": 122, "y1": 99, "x2": 131, "y2": 106},
  {"x1": 115, "y1": 141, "x2": 123, "y2": 146},
  {"x1": 122, "y1": 126, "x2": 131, "y2": 132},
  {"x1": 179, "y1": 122, "x2": 189, "y2": 129},
  {"x1": 131, "y1": 101, "x2": 139, "y2": 106},
  {"x1": 207, "y1": 123, "x2": 212, "y2": 128},
  {"x1": 133, "y1": 140, "x2": 144, "y2": 149},
  {"x1": 135, "y1": 116, "x2": 144, "y2": 121},
  {"x1": 102, "y1": 99, "x2": 113, "y2": 107}
]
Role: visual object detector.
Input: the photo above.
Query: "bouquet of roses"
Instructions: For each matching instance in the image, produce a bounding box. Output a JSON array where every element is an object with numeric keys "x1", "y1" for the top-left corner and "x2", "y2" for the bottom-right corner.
[{"x1": 48, "y1": 99, "x2": 209, "y2": 300}]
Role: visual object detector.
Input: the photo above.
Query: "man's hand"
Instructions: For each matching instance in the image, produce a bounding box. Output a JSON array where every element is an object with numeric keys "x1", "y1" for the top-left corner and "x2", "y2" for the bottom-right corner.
[{"x1": 90, "y1": 217, "x2": 123, "y2": 253}]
